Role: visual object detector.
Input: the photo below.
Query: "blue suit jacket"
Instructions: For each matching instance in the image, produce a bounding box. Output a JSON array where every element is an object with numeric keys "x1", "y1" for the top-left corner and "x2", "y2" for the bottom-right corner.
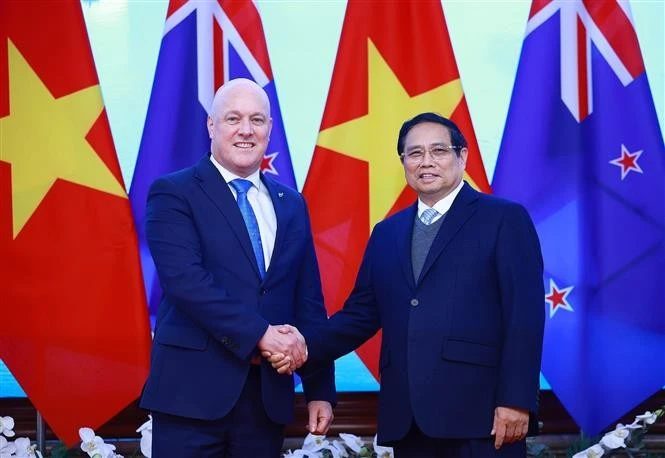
[
  {"x1": 306, "y1": 183, "x2": 544, "y2": 443},
  {"x1": 139, "y1": 156, "x2": 335, "y2": 424}
]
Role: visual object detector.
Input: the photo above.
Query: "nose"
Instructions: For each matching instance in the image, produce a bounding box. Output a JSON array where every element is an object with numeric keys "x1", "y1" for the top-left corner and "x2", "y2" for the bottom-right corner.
[
  {"x1": 238, "y1": 117, "x2": 253, "y2": 136},
  {"x1": 420, "y1": 151, "x2": 435, "y2": 166}
]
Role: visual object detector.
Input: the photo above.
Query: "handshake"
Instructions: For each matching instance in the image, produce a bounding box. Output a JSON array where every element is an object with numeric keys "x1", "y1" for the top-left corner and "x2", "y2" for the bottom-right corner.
[{"x1": 257, "y1": 324, "x2": 308, "y2": 375}]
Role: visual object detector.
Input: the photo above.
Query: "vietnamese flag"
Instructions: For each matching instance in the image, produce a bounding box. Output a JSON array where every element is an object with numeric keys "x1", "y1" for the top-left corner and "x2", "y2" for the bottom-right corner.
[
  {"x1": 303, "y1": 0, "x2": 490, "y2": 379},
  {"x1": 0, "y1": 1, "x2": 151, "y2": 445}
]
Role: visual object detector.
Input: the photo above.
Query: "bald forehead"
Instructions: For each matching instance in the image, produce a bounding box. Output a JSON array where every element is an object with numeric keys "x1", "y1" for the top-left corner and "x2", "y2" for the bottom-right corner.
[{"x1": 210, "y1": 79, "x2": 271, "y2": 117}]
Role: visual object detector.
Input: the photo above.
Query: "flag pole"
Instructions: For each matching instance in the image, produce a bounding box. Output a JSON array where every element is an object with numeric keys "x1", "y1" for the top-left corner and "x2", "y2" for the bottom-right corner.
[{"x1": 36, "y1": 411, "x2": 45, "y2": 453}]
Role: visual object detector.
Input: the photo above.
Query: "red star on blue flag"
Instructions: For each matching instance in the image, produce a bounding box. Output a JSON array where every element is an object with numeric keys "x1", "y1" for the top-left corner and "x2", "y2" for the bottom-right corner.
[
  {"x1": 609, "y1": 144, "x2": 644, "y2": 180},
  {"x1": 545, "y1": 279, "x2": 574, "y2": 318},
  {"x1": 261, "y1": 151, "x2": 279, "y2": 176}
]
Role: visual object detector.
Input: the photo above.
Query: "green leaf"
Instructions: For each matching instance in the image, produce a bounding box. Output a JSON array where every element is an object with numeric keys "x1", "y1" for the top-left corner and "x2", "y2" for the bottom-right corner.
[
  {"x1": 49, "y1": 443, "x2": 73, "y2": 458},
  {"x1": 358, "y1": 445, "x2": 372, "y2": 457}
]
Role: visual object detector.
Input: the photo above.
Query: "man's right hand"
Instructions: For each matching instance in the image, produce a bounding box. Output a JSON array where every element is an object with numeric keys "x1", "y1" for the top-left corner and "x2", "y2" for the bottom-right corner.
[{"x1": 257, "y1": 325, "x2": 307, "y2": 373}]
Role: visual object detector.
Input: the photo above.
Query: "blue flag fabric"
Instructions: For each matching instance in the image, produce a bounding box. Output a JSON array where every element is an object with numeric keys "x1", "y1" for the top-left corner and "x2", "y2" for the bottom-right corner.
[
  {"x1": 129, "y1": 2, "x2": 295, "y2": 322},
  {"x1": 493, "y1": 1, "x2": 665, "y2": 434}
]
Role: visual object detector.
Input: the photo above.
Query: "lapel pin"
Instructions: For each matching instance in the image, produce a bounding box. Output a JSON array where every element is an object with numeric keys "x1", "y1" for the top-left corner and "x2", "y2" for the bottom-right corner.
[{"x1": 278, "y1": 192, "x2": 284, "y2": 198}]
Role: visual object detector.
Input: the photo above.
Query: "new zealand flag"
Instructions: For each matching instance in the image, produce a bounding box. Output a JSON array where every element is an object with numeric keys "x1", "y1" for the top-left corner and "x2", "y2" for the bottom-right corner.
[{"x1": 493, "y1": 0, "x2": 665, "y2": 434}]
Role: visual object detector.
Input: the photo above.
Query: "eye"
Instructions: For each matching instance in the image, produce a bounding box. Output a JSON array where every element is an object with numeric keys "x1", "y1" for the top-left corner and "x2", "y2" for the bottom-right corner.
[
  {"x1": 225, "y1": 115, "x2": 240, "y2": 124},
  {"x1": 407, "y1": 151, "x2": 424, "y2": 159},
  {"x1": 251, "y1": 117, "x2": 265, "y2": 125}
]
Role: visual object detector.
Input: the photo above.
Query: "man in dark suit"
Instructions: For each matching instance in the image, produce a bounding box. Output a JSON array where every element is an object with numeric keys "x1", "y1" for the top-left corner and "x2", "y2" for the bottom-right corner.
[
  {"x1": 140, "y1": 78, "x2": 335, "y2": 457},
  {"x1": 271, "y1": 112, "x2": 544, "y2": 457}
]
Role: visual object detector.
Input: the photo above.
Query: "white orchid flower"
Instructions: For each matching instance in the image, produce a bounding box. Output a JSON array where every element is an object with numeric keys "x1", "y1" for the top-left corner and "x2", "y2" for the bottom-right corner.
[
  {"x1": 330, "y1": 439, "x2": 349, "y2": 457},
  {"x1": 623, "y1": 421, "x2": 644, "y2": 430},
  {"x1": 373, "y1": 434, "x2": 394, "y2": 458},
  {"x1": 302, "y1": 433, "x2": 328, "y2": 452},
  {"x1": 0, "y1": 416, "x2": 15, "y2": 438},
  {"x1": 0, "y1": 435, "x2": 17, "y2": 457},
  {"x1": 338, "y1": 432, "x2": 364, "y2": 453},
  {"x1": 136, "y1": 415, "x2": 152, "y2": 458},
  {"x1": 136, "y1": 416, "x2": 152, "y2": 434},
  {"x1": 599, "y1": 426, "x2": 629, "y2": 449},
  {"x1": 101, "y1": 442, "x2": 122, "y2": 458},
  {"x1": 139, "y1": 433, "x2": 151, "y2": 457},
  {"x1": 13, "y1": 437, "x2": 43, "y2": 458},
  {"x1": 572, "y1": 444, "x2": 604, "y2": 458},
  {"x1": 79, "y1": 427, "x2": 106, "y2": 456},
  {"x1": 79, "y1": 427, "x2": 120, "y2": 458},
  {"x1": 636, "y1": 411, "x2": 658, "y2": 425},
  {"x1": 282, "y1": 450, "x2": 309, "y2": 457}
]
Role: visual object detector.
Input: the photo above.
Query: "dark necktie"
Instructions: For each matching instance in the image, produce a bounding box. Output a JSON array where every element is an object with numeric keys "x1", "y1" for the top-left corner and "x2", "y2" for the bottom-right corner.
[{"x1": 229, "y1": 179, "x2": 266, "y2": 278}]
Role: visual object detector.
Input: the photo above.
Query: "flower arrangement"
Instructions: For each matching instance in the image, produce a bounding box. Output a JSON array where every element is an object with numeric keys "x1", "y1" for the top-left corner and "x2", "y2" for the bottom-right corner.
[
  {"x1": 0, "y1": 415, "x2": 152, "y2": 458},
  {"x1": 571, "y1": 408, "x2": 664, "y2": 458},
  {"x1": 2, "y1": 407, "x2": 663, "y2": 457},
  {"x1": 1, "y1": 415, "x2": 42, "y2": 457},
  {"x1": 282, "y1": 432, "x2": 394, "y2": 458}
]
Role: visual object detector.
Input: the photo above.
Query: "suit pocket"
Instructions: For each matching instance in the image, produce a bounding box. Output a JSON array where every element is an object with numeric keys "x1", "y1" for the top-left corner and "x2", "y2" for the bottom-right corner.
[
  {"x1": 156, "y1": 324, "x2": 209, "y2": 350},
  {"x1": 441, "y1": 338, "x2": 499, "y2": 367}
]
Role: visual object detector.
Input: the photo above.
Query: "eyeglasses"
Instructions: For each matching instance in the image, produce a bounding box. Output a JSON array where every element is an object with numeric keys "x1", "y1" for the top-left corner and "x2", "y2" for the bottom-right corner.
[{"x1": 400, "y1": 145, "x2": 464, "y2": 164}]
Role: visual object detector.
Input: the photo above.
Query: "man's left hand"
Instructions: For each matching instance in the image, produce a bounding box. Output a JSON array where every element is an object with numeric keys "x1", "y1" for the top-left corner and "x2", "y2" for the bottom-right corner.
[
  {"x1": 491, "y1": 406, "x2": 529, "y2": 449},
  {"x1": 306, "y1": 401, "x2": 334, "y2": 435}
]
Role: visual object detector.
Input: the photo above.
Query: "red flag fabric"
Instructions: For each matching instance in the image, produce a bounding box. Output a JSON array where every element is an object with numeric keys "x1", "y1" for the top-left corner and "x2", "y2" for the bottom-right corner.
[
  {"x1": 0, "y1": 1, "x2": 151, "y2": 445},
  {"x1": 303, "y1": 0, "x2": 491, "y2": 380}
]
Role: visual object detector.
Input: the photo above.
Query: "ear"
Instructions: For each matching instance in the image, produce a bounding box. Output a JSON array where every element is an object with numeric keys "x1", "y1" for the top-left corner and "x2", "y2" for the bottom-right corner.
[
  {"x1": 460, "y1": 147, "x2": 469, "y2": 166},
  {"x1": 207, "y1": 115, "x2": 214, "y2": 138}
]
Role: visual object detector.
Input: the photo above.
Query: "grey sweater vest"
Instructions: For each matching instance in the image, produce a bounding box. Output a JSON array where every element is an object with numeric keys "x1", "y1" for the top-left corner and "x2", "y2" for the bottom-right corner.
[{"x1": 411, "y1": 214, "x2": 445, "y2": 282}]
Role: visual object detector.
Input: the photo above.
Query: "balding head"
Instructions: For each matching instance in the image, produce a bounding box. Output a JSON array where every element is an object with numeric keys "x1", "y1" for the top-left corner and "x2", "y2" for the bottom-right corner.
[
  {"x1": 207, "y1": 78, "x2": 273, "y2": 177},
  {"x1": 210, "y1": 78, "x2": 271, "y2": 121}
]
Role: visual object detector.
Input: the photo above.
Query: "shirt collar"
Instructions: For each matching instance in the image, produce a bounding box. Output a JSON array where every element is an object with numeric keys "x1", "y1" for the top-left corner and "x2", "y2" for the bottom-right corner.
[
  {"x1": 210, "y1": 154, "x2": 262, "y2": 190},
  {"x1": 417, "y1": 179, "x2": 465, "y2": 217}
]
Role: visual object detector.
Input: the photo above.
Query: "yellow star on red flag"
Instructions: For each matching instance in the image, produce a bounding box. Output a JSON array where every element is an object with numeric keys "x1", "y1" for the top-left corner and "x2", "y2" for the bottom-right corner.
[
  {"x1": 318, "y1": 40, "x2": 464, "y2": 230},
  {"x1": 1, "y1": 41, "x2": 126, "y2": 239}
]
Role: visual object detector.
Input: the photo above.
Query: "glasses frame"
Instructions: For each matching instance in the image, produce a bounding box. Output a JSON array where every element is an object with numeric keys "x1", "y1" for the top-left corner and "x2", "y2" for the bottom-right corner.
[{"x1": 400, "y1": 145, "x2": 465, "y2": 164}]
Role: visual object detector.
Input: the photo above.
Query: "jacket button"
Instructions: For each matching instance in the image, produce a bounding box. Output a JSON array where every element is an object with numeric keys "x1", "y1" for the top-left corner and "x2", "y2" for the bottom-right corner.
[
  {"x1": 260, "y1": 288, "x2": 268, "y2": 295},
  {"x1": 410, "y1": 298, "x2": 419, "y2": 307}
]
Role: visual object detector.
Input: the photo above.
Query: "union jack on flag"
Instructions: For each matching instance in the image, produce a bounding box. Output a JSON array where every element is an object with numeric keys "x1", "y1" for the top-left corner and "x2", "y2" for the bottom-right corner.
[
  {"x1": 528, "y1": 0, "x2": 647, "y2": 122},
  {"x1": 129, "y1": 0, "x2": 295, "y2": 321},
  {"x1": 493, "y1": 0, "x2": 665, "y2": 434}
]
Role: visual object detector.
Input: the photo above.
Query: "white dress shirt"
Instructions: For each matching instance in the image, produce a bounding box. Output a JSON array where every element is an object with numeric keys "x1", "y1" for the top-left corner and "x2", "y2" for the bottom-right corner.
[
  {"x1": 417, "y1": 179, "x2": 465, "y2": 224},
  {"x1": 210, "y1": 156, "x2": 277, "y2": 269}
]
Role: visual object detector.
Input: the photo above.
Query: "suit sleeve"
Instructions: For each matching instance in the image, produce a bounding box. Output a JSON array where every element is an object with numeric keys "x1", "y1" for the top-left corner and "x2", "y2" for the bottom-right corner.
[
  {"x1": 495, "y1": 203, "x2": 545, "y2": 413},
  {"x1": 294, "y1": 199, "x2": 337, "y2": 404},
  {"x1": 303, "y1": 228, "x2": 382, "y2": 364},
  {"x1": 146, "y1": 176, "x2": 268, "y2": 360}
]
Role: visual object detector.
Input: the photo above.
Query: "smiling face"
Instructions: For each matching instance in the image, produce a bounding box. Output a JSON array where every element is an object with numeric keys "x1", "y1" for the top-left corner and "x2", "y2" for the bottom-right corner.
[
  {"x1": 401, "y1": 121, "x2": 467, "y2": 207},
  {"x1": 207, "y1": 79, "x2": 273, "y2": 177}
]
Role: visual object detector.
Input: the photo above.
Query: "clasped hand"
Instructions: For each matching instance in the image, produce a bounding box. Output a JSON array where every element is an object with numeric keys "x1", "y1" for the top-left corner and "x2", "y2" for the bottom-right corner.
[{"x1": 257, "y1": 324, "x2": 307, "y2": 375}]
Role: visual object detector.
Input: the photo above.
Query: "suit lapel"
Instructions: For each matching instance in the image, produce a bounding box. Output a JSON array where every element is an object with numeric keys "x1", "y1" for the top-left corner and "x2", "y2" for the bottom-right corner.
[
  {"x1": 261, "y1": 174, "x2": 292, "y2": 279},
  {"x1": 394, "y1": 203, "x2": 418, "y2": 289},
  {"x1": 194, "y1": 157, "x2": 261, "y2": 280},
  {"x1": 418, "y1": 183, "x2": 479, "y2": 284}
]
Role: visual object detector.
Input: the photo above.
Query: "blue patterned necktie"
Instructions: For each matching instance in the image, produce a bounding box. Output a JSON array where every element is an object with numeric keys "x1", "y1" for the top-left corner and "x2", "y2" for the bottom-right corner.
[
  {"x1": 229, "y1": 179, "x2": 266, "y2": 278},
  {"x1": 420, "y1": 208, "x2": 440, "y2": 225}
]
